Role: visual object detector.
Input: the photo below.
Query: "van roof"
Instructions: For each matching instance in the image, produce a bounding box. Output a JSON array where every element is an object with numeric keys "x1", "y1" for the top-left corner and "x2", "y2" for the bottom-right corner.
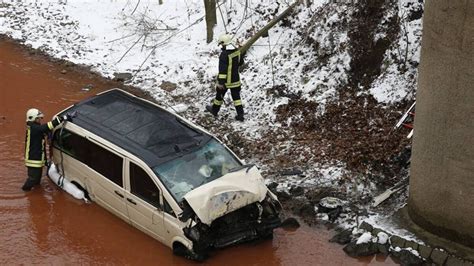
[{"x1": 63, "y1": 89, "x2": 211, "y2": 167}]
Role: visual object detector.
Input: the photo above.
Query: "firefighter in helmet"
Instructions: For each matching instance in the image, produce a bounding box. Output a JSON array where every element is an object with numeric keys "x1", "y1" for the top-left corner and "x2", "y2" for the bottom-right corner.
[
  {"x1": 22, "y1": 108, "x2": 71, "y2": 191},
  {"x1": 206, "y1": 34, "x2": 245, "y2": 121}
]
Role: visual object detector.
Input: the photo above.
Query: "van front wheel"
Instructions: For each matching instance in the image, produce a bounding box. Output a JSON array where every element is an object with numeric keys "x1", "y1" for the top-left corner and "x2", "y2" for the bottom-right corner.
[{"x1": 173, "y1": 242, "x2": 206, "y2": 261}]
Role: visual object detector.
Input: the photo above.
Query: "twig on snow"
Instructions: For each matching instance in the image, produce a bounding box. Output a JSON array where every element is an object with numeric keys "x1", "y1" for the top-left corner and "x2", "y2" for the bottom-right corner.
[
  {"x1": 268, "y1": 35, "x2": 275, "y2": 88},
  {"x1": 107, "y1": 32, "x2": 137, "y2": 43},
  {"x1": 117, "y1": 34, "x2": 143, "y2": 63}
]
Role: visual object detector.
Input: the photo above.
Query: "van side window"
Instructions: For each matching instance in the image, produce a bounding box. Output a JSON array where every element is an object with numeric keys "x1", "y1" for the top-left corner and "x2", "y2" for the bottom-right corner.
[
  {"x1": 130, "y1": 163, "x2": 161, "y2": 208},
  {"x1": 88, "y1": 143, "x2": 123, "y2": 187}
]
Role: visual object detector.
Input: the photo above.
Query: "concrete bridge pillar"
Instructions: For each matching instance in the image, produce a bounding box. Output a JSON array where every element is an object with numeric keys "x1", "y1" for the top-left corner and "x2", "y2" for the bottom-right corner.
[{"x1": 408, "y1": 0, "x2": 474, "y2": 247}]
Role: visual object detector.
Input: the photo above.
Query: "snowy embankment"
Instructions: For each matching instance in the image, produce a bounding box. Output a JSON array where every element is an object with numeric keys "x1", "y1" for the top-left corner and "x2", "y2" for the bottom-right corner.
[{"x1": 0, "y1": 0, "x2": 423, "y2": 235}]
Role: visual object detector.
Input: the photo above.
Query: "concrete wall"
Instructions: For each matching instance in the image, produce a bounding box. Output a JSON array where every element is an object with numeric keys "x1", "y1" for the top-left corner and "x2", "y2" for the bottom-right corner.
[{"x1": 408, "y1": 0, "x2": 474, "y2": 247}]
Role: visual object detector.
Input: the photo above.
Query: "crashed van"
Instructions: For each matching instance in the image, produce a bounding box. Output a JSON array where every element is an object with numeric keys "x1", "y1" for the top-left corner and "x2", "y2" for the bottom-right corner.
[{"x1": 51, "y1": 89, "x2": 281, "y2": 259}]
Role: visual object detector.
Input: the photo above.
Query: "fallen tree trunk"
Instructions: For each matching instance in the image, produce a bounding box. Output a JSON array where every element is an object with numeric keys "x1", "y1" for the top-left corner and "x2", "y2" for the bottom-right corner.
[{"x1": 240, "y1": 0, "x2": 302, "y2": 53}]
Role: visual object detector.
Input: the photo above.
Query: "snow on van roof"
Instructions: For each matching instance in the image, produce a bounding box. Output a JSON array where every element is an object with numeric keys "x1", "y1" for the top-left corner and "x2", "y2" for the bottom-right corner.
[{"x1": 64, "y1": 89, "x2": 211, "y2": 167}]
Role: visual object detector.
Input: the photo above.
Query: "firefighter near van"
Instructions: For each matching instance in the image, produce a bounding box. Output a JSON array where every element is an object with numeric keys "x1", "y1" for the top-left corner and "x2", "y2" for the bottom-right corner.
[
  {"x1": 22, "y1": 108, "x2": 71, "y2": 191},
  {"x1": 206, "y1": 34, "x2": 245, "y2": 122}
]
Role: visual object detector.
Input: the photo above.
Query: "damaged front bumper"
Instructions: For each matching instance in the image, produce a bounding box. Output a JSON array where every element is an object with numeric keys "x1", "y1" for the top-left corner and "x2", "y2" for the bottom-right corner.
[{"x1": 183, "y1": 194, "x2": 282, "y2": 255}]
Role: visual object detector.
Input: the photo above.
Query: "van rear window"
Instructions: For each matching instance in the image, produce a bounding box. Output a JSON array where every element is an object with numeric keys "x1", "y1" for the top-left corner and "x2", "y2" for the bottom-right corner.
[
  {"x1": 87, "y1": 141, "x2": 123, "y2": 187},
  {"x1": 53, "y1": 129, "x2": 123, "y2": 187}
]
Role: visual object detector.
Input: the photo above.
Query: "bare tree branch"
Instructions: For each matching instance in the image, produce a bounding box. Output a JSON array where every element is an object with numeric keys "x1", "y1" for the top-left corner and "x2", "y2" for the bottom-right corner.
[
  {"x1": 134, "y1": 16, "x2": 206, "y2": 75},
  {"x1": 240, "y1": 0, "x2": 302, "y2": 53},
  {"x1": 217, "y1": 0, "x2": 227, "y2": 33},
  {"x1": 131, "y1": 0, "x2": 141, "y2": 15}
]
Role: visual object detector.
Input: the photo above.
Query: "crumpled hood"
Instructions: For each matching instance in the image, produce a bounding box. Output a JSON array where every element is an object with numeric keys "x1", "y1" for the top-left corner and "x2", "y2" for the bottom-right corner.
[{"x1": 183, "y1": 166, "x2": 268, "y2": 225}]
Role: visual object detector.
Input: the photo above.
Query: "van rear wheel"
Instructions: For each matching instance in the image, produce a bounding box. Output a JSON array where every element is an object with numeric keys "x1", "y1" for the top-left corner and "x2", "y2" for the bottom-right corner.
[{"x1": 70, "y1": 181, "x2": 91, "y2": 201}]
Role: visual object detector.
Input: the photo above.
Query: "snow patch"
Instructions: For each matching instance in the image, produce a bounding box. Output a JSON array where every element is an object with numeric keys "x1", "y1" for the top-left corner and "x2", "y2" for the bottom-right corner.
[
  {"x1": 369, "y1": 0, "x2": 422, "y2": 103},
  {"x1": 377, "y1": 232, "x2": 389, "y2": 244},
  {"x1": 362, "y1": 214, "x2": 424, "y2": 244},
  {"x1": 356, "y1": 232, "x2": 373, "y2": 244}
]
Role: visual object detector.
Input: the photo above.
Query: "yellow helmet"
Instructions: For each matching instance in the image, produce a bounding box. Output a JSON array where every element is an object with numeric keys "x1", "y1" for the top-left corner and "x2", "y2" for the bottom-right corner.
[
  {"x1": 26, "y1": 108, "x2": 44, "y2": 122},
  {"x1": 218, "y1": 34, "x2": 232, "y2": 46}
]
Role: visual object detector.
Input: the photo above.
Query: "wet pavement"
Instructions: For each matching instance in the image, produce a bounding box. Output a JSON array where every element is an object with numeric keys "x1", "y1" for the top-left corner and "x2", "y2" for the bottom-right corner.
[{"x1": 0, "y1": 38, "x2": 396, "y2": 265}]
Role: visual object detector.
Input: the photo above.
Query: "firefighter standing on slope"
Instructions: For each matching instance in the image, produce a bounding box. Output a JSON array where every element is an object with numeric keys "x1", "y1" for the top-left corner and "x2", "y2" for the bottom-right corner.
[
  {"x1": 206, "y1": 34, "x2": 245, "y2": 121},
  {"x1": 22, "y1": 108, "x2": 71, "y2": 191}
]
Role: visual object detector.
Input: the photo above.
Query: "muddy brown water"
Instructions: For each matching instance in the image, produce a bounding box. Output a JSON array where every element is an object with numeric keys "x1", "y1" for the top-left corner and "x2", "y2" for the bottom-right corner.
[{"x1": 0, "y1": 39, "x2": 396, "y2": 265}]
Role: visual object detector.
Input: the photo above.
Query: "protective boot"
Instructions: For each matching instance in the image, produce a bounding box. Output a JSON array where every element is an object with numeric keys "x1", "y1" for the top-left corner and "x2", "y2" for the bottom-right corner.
[
  {"x1": 235, "y1": 105, "x2": 244, "y2": 122},
  {"x1": 205, "y1": 104, "x2": 219, "y2": 117},
  {"x1": 21, "y1": 183, "x2": 32, "y2": 191},
  {"x1": 22, "y1": 167, "x2": 42, "y2": 191}
]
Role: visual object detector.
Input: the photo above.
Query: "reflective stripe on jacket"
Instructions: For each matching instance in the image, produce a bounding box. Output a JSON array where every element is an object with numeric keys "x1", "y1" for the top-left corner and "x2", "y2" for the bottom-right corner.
[
  {"x1": 25, "y1": 117, "x2": 62, "y2": 168},
  {"x1": 217, "y1": 47, "x2": 244, "y2": 89}
]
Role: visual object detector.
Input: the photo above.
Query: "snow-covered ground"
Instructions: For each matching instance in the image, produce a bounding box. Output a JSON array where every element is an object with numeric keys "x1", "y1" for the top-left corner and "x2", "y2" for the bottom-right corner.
[
  {"x1": 0, "y1": 0, "x2": 423, "y2": 238},
  {"x1": 0, "y1": 0, "x2": 420, "y2": 128}
]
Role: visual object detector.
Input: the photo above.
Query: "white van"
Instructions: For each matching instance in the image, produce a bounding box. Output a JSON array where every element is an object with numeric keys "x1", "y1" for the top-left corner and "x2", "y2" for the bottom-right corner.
[{"x1": 51, "y1": 89, "x2": 281, "y2": 260}]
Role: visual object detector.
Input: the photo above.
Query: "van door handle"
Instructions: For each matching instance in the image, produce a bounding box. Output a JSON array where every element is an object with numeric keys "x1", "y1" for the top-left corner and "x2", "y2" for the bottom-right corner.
[
  {"x1": 114, "y1": 190, "x2": 124, "y2": 198},
  {"x1": 127, "y1": 198, "x2": 137, "y2": 205}
]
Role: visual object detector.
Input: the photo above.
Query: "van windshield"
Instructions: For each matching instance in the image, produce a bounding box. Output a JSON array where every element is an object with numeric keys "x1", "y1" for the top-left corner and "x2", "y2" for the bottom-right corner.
[{"x1": 153, "y1": 139, "x2": 241, "y2": 202}]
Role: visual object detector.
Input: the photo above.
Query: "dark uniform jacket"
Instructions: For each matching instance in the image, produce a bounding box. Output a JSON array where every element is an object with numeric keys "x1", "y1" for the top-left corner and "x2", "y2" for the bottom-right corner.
[
  {"x1": 24, "y1": 117, "x2": 62, "y2": 168},
  {"x1": 217, "y1": 47, "x2": 245, "y2": 89}
]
